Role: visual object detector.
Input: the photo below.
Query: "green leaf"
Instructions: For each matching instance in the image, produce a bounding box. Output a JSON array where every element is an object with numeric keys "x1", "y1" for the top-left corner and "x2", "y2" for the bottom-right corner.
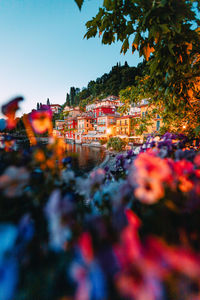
[{"x1": 74, "y1": 0, "x2": 84, "y2": 10}]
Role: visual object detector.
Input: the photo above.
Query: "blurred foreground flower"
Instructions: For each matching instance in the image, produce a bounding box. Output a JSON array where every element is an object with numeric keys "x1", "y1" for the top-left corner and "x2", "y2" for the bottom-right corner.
[
  {"x1": 0, "y1": 166, "x2": 30, "y2": 198},
  {"x1": 29, "y1": 105, "x2": 53, "y2": 134},
  {"x1": 132, "y1": 151, "x2": 172, "y2": 204},
  {"x1": 45, "y1": 189, "x2": 75, "y2": 251},
  {"x1": 1, "y1": 97, "x2": 23, "y2": 130},
  {"x1": 70, "y1": 232, "x2": 107, "y2": 300},
  {"x1": 0, "y1": 225, "x2": 18, "y2": 300}
]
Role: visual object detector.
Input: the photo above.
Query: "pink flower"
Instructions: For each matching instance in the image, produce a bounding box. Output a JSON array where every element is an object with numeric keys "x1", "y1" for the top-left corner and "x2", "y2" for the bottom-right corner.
[
  {"x1": 132, "y1": 152, "x2": 172, "y2": 204},
  {"x1": 134, "y1": 177, "x2": 165, "y2": 204},
  {"x1": 134, "y1": 151, "x2": 172, "y2": 183},
  {"x1": 29, "y1": 105, "x2": 53, "y2": 134}
]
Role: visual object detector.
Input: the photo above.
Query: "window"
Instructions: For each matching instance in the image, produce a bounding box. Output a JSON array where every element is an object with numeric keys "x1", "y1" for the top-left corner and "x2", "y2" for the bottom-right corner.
[
  {"x1": 125, "y1": 120, "x2": 128, "y2": 125},
  {"x1": 156, "y1": 121, "x2": 160, "y2": 131},
  {"x1": 157, "y1": 114, "x2": 160, "y2": 118},
  {"x1": 142, "y1": 112, "x2": 145, "y2": 117}
]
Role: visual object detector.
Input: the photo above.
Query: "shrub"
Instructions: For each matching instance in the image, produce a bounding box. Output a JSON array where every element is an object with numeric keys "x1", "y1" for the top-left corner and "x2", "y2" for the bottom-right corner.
[{"x1": 107, "y1": 137, "x2": 127, "y2": 151}]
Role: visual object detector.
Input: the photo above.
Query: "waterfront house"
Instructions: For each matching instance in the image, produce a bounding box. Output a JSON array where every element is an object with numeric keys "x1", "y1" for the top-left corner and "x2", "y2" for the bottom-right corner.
[
  {"x1": 65, "y1": 117, "x2": 77, "y2": 141},
  {"x1": 116, "y1": 115, "x2": 136, "y2": 136},
  {"x1": 97, "y1": 114, "x2": 116, "y2": 136},
  {"x1": 55, "y1": 120, "x2": 65, "y2": 130},
  {"x1": 77, "y1": 115, "x2": 94, "y2": 134}
]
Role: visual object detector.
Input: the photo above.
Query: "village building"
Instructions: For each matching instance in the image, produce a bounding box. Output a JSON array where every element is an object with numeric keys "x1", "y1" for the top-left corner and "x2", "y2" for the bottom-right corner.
[
  {"x1": 139, "y1": 100, "x2": 163, "y2": 134},
  {"x1": 116, "y1": 115, "x2": 136, "y2": 136},
  {"x1": 85, "y1": 103, "x2": 97, "y2": 112},
  {"x1": 68, "y1": 108, "x2": 81, "y2": 118},
  {"x1": 63, "y1": 105, "x2": 71, "y2": 112},
  {"x1": 97, "y1": 115, "x2": 117, "y2": 135},
  {"x1": 55, "y1": 120, "x2": 65, "y2": 130},
  {"x1": 77, "y1": 115, "x2": 94, "y2": 134},
  {"x1": 50, "y1": 104, "x2": 62, "y2": 114},
  {"x1": 65, "y1": 117, "x2": 77, "y2": 141}
]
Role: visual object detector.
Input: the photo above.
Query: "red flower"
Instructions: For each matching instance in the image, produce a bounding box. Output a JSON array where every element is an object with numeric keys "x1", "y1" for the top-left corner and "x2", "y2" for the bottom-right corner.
[
  {"x1": 194, "y1": 154, "x2": 200, "y2": 167},
  {"x1": 173, "y1": 160, "x2": 195, "y2": 192},
  {"x1": 1, "y1": 97, "x2": 23, "y2": 129},
  {"x1": 78, "y1": 232, "x2": 94, "y2": 263},
  {"x1": 173, "y1": 160, "x2": 194, "y2": 177}
]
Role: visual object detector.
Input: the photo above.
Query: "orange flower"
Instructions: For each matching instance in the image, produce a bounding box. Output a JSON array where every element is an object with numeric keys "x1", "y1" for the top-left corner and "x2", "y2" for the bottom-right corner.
[
  {"x1": 34, "y1": 149, "x2": 46, "y2": 163},
  {"x1": 46, "y1": 158, "x2": 55, "y2": 169},
  {"x1": 178, "y1": 176, "x2": 194, "y2": 193}
]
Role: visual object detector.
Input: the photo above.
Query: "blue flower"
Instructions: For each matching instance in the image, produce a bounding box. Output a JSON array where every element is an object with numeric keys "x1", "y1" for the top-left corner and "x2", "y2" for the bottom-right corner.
[{"x1": 0, "y1": 225, "x2": 18, "y2": 300}]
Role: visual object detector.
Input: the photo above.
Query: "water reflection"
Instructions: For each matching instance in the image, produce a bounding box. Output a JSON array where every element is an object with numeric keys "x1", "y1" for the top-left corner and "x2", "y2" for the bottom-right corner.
[{"x1": 65, "y1": 143, "x2": 105, "y2": 175}]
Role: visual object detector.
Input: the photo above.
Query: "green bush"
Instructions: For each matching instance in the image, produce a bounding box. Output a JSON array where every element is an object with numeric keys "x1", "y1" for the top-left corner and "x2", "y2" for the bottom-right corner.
[{"x1": 107, "y1": 137, "x2": 127, "y2": 151}]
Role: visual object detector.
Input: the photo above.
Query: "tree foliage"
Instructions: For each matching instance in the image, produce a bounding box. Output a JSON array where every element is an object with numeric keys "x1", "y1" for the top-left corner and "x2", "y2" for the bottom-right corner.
[{"x1": 84, "y1": 0, "x2": 200, "y2": 133}]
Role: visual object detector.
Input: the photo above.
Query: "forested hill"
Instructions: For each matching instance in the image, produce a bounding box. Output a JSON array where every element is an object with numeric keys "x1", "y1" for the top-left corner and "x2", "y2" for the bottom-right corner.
[{"x1": 64, "y1": 60, "x2": 146, "y2": 108}]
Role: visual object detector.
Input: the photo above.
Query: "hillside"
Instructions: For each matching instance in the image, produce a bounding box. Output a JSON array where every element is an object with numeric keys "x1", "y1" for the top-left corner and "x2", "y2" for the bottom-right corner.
[{"x1": 64, "y1": 60, "x2": 146, "y2": 108}]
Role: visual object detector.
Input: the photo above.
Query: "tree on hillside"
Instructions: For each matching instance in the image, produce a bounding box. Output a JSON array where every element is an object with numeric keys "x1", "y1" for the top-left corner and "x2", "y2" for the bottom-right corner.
[
  {"x1": 47, "y1": 98, "x2": 50, "y2": 106},
  {"x1": 66, "y1": 93, "x2": 70, "y2": 107},
  {"x1": 70, "y1": 87, "x2": 76, "y2": 106}
]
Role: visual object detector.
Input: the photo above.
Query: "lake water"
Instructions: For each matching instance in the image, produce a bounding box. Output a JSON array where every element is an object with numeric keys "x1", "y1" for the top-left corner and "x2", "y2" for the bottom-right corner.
[
  {"x1": 65, "y1": 143, "x2": 106, "y2": 175},
  {"x1": 15, "y1": 138, "x2": 105, "y2": 175}
]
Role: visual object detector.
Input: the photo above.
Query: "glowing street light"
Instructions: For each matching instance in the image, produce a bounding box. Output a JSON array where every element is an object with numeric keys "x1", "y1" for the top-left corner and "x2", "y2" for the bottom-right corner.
[{"x1": 106, "y1": 127, "x2": 112, "y2": 135}]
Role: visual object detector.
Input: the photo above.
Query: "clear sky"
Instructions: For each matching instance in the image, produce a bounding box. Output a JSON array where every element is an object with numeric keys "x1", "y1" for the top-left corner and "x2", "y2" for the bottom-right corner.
[{"x1": 0, "y1": 0, "x2": 141, "y2": 116}]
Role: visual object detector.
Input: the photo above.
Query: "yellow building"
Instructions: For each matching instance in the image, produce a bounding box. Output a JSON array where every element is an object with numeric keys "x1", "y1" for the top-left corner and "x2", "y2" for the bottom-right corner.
[
  {"x1": 140, "y1": 102, "x2": 163, "y2": 135},
  {"x1": 116, "y1": 116, "x2": 134, "y2": 136}
]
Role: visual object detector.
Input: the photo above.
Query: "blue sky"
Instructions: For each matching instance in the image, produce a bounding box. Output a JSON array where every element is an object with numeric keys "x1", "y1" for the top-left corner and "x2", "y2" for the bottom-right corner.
[{"x1": 0, "y1": 0, "x2": 141, "y2": 116}]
